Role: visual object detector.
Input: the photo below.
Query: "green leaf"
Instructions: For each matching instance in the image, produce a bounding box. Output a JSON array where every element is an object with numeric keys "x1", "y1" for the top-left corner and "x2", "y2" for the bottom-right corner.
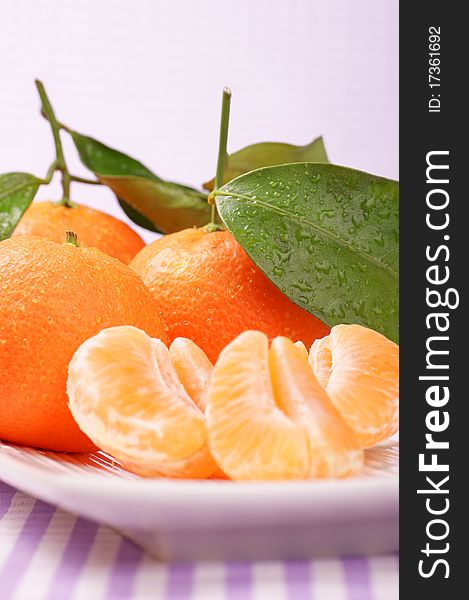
[
  {"x1": 69, "y1": 130, "x2": 210, "y2": 233},
  {"x1": 70, "y1": 131, "x2": 157, "y2": 179},
  {"x1": 203, "y1": 137, "x2": 328, "y2": 191},
  {"x1": 215, "y1": 163, "x2": 399, "y2": 343},
  {"x1": 99, "y1": 175, "x2": 211, "y2": 234},
  {"x1": 117, "y1": 199, "x2": 160, "y2": 233},
  {"x1": 0, "y1": 173, "x2": 43, "y2": 241}
]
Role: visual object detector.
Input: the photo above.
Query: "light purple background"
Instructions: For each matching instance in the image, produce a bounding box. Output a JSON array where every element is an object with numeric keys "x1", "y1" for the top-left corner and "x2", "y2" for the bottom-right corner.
[{"x1": 0, "y1": 0, "x2": 398, "y2": 242}]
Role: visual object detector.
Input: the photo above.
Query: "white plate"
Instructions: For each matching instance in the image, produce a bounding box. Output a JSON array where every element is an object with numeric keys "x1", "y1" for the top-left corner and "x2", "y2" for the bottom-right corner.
[{"x1": 0, "y1": 440, "x2": 398, "y2": 561}]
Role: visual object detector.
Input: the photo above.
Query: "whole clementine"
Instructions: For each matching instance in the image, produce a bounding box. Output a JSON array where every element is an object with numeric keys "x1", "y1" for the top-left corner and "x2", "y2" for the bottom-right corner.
[
  {"x1": 0, "y1": 234, "x2": 167, "y2": 452},
  {"x1": 13, "y1": 201, "x2": 145, "y2": 264},
  {"x1": 129, "y1": 228, "x2": 329, "y2": 362}
]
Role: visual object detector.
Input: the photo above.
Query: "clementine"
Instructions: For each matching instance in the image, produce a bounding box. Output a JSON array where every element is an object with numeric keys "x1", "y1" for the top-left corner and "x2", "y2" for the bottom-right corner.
[
  {"x1": 13, "y1": 201, "x2": 145, "y2": 264},
  {"x1": 129, "y1": 228, "x2": 330, "y2": 362},
  {"x1": 0, "y1": 234, "x2": 167, "y2": 452}
]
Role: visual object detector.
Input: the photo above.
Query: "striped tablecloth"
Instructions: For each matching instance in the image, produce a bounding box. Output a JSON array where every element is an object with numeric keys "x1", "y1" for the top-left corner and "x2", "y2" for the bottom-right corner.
[{"x1": 0, "y1": 481, "x2": 398, "y2": 599}]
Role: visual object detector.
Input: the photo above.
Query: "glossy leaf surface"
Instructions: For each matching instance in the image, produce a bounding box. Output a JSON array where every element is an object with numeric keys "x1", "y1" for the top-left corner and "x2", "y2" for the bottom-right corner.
[
  {"x1": 203, "y1": 137, "x2": 328, "y2": 190},
  {"x1": 0, "y1": 173, "x2": 43, "y2": 241},
  {"x1": 215, "y1": 163, "x2": 399, "y2": 342}
]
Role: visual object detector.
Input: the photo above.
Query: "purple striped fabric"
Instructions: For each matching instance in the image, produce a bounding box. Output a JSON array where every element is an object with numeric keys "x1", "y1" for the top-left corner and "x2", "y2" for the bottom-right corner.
[
  {"x1": 0, "y1": 482, "x2": 15, "y2": 519},
  {"x1": 46, "y1": 517, "x2": 99, "y2": 600},
  {"x1": 0, "y1": 498, "x2": 56, "y2": 599},
  {"x1": 285, "y1": 560, "x2": 312, "y2": 600},
  {"x1": 107, "y1": 537, "x2": 144, "y2": 599},
  {"x1": 0, "y1": 481, "x2": 398, "y2": 599},
  {"x1": 342, "y1": 556, "x2": 374, "y2": 600},
  {"x1": 165, "y1": 563, "x2": 195, "y2": 599},
  {"x1": 226, "y1": 561, "x2": 252, "y2": 600}
]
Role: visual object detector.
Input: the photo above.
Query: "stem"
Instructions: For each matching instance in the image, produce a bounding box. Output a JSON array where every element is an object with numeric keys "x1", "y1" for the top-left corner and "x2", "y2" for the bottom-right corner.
[
  {"x1": 214, "y1": 87, "x2": 232, "y2": 191},
  {"x1": 70, "y1": 175, "x2": 102, "y2": 185},
  {"x1": 65, "y1": 231, "x2": 79, "y2": 247},
  {"x1": 40, "y1": 109, "x2": 69, "y2": 133},
  {"x1": 35, "y1": 80, "x2": 72, "y2": 206},
  {"x1": 207, "y1": 87, "x2": 231, "y2": 229},
  {"x1": 43, "y1": 160, "x2": 58, "y2": 184},
  {"x1": 35, "y1": 81, "x2": 64, "y2": 165}
]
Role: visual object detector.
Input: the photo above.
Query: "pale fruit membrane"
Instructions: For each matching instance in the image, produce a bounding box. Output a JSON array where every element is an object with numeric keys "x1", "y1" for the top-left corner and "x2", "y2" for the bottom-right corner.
[
  {"x1": 67, "y1": 326, "x2": 217, "y2": 478},
  {"x1": 309, "y1": 324, "x2": 399, "y2": 448},
  {"x1": 270, "y1": 337, "x2": 363, "y2": 478},
  {"x1": 205, "y1": 330, "x2": 363, "y2": 481},
  {"x1": 169, "y1": 337, "x2": 213, "y2": 411}
]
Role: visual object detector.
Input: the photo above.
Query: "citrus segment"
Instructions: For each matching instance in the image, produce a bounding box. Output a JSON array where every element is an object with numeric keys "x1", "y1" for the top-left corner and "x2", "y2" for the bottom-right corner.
[
  {"x1": 269, "y1": 337, "x2": 363, "y2": 478},
  {"x1": 309, "y1": 335, "x2": 332, "y2": 389},
  {"x1": 169, "y1": 337, "x2": 213, "y2": 411},
  {"x1": 168, "y1": 338, "x2": 229, "y2": 480},
  {"x1": 294, "y1": 340, "x2": 309, "y2": 360},
  {"x1": 309, "y1": 324, "x2": 399, "y2": 448},
  {"x1": 67, "y1": 326, "x2": 216, "y2": 478},
  {"x1": 206, "y1": 331, "x2": 311, "y2": 481},
  {"x1": 206, "y1": 330, "x2": 363, "y2": 481}
]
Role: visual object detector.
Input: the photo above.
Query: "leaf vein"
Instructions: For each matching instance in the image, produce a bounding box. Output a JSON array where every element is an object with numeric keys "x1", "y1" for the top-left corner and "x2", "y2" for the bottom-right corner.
[
  {"x1": 217, "y1": 191, "x2": 398, "y2": 279},
  {"x1": 0, "y1": 181, "x2": 40, "y2": 201}
]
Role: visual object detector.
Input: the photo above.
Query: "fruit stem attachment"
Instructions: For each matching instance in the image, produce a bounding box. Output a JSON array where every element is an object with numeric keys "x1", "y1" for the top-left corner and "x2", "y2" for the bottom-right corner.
[
  {"x1": 205, "y1": 87, "x2": 231, "y2": 232},
  {"x1": 35, "y1": 80, "x2": 72, "y2": 207},
  {"x1": 65, "y1": 231, "x2": 79, "y2": 247}
]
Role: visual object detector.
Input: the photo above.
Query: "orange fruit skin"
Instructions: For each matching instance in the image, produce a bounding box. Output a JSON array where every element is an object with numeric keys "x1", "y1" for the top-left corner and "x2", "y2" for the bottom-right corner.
[
  {"x1": 129, "y1": 228, "x2": 330, "y2": 362},
  {"x1": 0, "y1": 235, "x2": 167, "y2": 452},
  {"x1": 13, "y1": 202, "x2": 145, "y2": 264}
]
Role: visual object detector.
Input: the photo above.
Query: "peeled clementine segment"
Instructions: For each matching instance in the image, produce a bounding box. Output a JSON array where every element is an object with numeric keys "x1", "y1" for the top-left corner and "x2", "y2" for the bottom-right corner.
[
  {"x1": 169, "y1": 338, "x2": 229, "y2": 479},
  {"x1": 205, "y1": 331, "x2": 363, "y2": 481},
  {"x1": 67, "y1": 326, "x2": 216, "y2": 478},
  {"x1": 294, "y1": 340, "x2": 309, "y2": 360},
  {"x1": 309, "y1": 324, "x2": 399, "y2": 448},
  {"x1": 269, "y1": 337, "x2": 363, "y2": 478},
  {"x1": 169, "y1": 338, "x2": 230, "y2": 480},
  {"x1": 206, "y1": 331, "x2": 310, "y2": 481},
  {"x1": 169, "y1": 337, "x2": 213, "y2": 411},
  {"x1": 309, "y1": 335, "x2": 332, "y2": 390}
]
